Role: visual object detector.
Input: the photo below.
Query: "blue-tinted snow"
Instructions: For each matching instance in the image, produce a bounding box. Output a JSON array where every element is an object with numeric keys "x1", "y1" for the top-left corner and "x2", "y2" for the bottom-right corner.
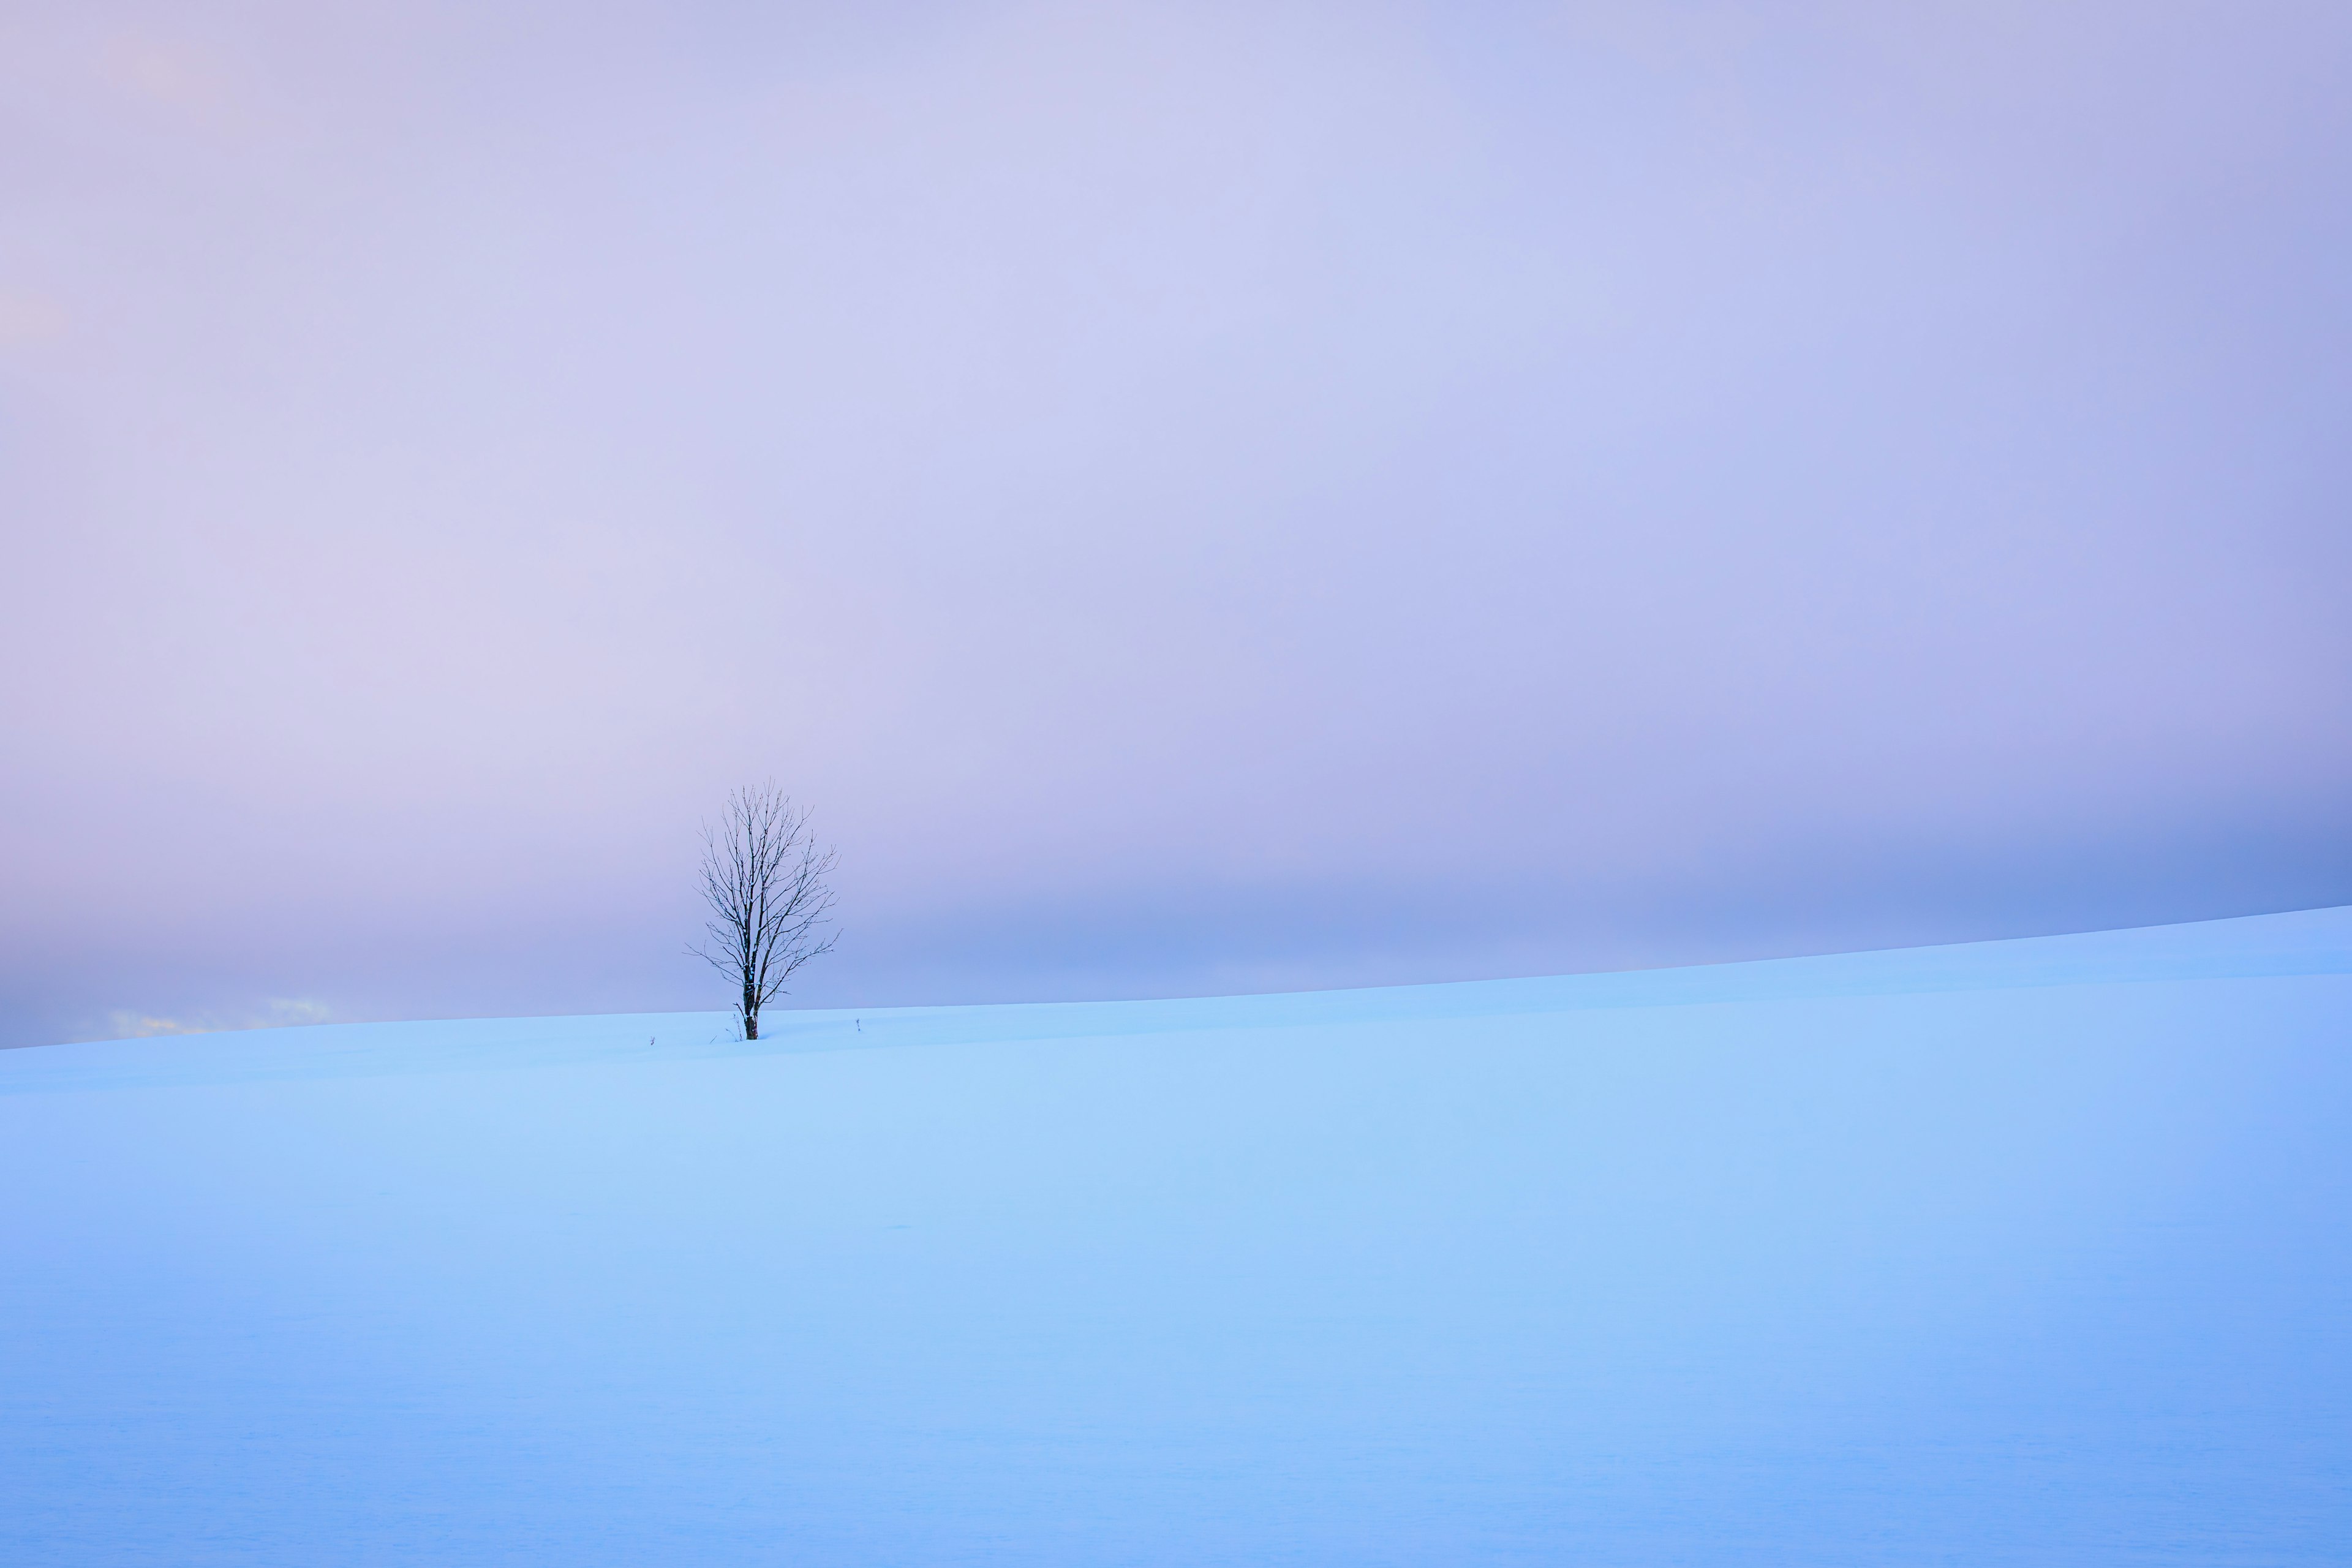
[{"x1": 4, "y1": 909, "x2": 2348, "y2": 1564}]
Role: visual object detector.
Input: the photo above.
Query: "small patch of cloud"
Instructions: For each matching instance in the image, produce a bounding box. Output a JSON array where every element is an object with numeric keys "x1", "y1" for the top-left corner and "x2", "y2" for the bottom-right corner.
[
  {"x1": 104, "y1": 998, "x2": 334, "y2": 1041},
  {"x1": 0, "y1": 289, "x2": 68, "y2": 346},
  {"x1": 104, "y1": 32, "x2": 236, "y2": 121}
]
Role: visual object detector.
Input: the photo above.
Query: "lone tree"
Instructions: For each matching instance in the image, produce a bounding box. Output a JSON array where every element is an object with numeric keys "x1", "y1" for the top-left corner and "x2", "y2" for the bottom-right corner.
[{"x1": 691, "y1": 784, "x2": 838, "y2": 1040}]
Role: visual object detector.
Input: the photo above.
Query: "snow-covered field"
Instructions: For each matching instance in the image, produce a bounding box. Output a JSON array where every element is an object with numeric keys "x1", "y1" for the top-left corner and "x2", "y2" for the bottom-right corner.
[{"x1": 5, "y1": 909, "x2": 2348, "y2": 1564}]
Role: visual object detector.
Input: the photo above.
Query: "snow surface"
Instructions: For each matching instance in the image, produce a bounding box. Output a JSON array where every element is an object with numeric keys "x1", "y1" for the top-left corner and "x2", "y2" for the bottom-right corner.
[{"x1": 5, "y1": 908, "x2": 2348, "y2": 1564}]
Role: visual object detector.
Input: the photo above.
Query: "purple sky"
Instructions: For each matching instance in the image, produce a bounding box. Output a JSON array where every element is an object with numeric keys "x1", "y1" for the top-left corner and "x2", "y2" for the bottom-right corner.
[{"x1": 4, "y1": 2, "x2": 2348, "y2": 1047}]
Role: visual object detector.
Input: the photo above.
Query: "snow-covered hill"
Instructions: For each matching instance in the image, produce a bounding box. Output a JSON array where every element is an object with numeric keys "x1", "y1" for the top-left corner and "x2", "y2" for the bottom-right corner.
[{"x1": 6, "y1": 908, "x2": 2348, "y2": 1564}]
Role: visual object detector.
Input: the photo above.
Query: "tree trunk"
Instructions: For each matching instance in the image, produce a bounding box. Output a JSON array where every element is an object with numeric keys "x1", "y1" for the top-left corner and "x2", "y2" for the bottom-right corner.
[{"x1": 744, "y1": 982, "x2": 759, "y2": 1040}]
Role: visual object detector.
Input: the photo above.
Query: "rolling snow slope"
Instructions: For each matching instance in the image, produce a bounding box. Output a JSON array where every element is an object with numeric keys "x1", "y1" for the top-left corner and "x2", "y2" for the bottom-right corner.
[{"x1": 4, "y1": 908, "x2": 2348, "y2": 1564}]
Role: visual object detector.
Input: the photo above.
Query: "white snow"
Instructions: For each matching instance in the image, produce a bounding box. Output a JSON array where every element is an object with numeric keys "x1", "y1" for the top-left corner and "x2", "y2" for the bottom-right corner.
[{"x1": 4, "y1": 907, "x2": 2348, "y2": 1564}]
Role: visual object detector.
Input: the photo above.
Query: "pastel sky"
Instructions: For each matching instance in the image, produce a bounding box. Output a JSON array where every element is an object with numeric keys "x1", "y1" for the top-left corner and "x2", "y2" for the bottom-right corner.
[{"x1": 4, "y1": 2, "x2": 2348, "y2": 1047}]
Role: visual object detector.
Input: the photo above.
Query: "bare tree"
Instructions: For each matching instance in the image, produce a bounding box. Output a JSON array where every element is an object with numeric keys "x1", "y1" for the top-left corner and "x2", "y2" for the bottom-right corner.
[{"x1": 690, "y1": 785, "x2": 838, "y2": 1040}]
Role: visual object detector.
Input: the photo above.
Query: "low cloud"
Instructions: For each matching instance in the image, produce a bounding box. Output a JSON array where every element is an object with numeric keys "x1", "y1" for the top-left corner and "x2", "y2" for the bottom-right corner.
[{"x1": 104, "y1": 997, "x2": 333, "y2": 1041}]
